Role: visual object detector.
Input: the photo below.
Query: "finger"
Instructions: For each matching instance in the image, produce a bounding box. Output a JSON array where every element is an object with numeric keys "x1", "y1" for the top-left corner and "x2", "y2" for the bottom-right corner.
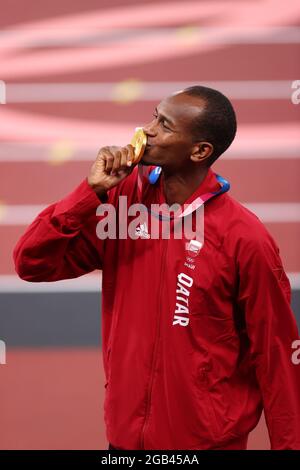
[
  {"x1": 126, "y1": 144, "x2": 135, "y2": 167},
  {"x1": 102, "y1": 148, "x2": 115, "y2": 174},
  {"x1": 95, "y1": 148, "x2": 106, "y2": 172},
  {"x1": 120, "y1": 146, "x2": 129, "y2": 170},
  {"x1": 111, "y1": 150, "x2": 121, "y2": 175}
]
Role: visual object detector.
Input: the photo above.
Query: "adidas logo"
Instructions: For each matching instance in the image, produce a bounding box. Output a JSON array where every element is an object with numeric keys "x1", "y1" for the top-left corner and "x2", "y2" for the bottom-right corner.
[{"x1": 135, "y1": 222, "x2": 150, "y2": 239}]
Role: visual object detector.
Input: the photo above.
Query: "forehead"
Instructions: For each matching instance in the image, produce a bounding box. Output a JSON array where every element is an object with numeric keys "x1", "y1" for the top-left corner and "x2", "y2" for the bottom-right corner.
[{"x1": 157, "y1": 93, "x2": 206, "y2": 127}]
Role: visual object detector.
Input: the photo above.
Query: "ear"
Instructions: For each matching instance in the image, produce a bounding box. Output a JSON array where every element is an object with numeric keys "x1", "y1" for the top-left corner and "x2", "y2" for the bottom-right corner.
[{"x1": 190, "y1": 142, "x2": 214, "y2": 163}]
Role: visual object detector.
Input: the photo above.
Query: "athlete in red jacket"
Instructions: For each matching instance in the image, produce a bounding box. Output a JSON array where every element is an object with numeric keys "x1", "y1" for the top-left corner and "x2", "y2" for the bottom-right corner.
[{"x1": 13, "y1": 86, "x2": 300, "y2": 450}]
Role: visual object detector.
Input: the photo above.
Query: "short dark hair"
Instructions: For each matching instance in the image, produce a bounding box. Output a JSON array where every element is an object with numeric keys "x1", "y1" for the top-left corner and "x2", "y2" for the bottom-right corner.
[{"x1": 183, "y1": 85, "x2": 237, "y2": 165}]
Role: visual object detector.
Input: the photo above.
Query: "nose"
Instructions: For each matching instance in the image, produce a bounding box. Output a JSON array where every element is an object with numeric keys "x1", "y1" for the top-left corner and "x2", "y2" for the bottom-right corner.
[{"x1": 143, "y1": 120, "x2": 157, "y2": 137}]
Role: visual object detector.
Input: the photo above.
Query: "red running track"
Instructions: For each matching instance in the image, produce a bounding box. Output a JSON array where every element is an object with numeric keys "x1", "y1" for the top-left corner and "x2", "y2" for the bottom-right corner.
[{"x1": 0, "y1": 348, "x2": 270, "y2": 450}]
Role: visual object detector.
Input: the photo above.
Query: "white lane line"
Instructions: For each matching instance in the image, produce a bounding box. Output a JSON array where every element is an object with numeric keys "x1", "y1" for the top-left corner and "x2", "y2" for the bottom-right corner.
[
  {"x1": 289, "y1": 272, "x2": 300, "y2": 290},
  {"x1": 0, "y1": 272, "x2": 299, "y2": 292},
  {"x1": 6, "y1": 80, "x2": 299, "y2": 102},
  {"x1": 0, "y1": 205, "x2": 46, "y2": 225},
  {"x1": 243, "y1": 203, "x2": 300, "y2": 223},
  {"x1": 0, "y1": 274, "x2": 102, "y2": 293},
  {"x1": 0, "y1": 143, "x2": 299, "y2": 162},
  {"x1": 1, "y1": 26, "x2": 299, "y2": 48},
  {"x1": 1, "y1": 203, "x2": 300, "y2": 225}
]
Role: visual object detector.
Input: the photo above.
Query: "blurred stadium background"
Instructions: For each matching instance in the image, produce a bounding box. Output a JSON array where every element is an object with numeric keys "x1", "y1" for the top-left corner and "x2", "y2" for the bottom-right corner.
[{"x1": 0, "y1": 0, "x2": 299, "y2": 450}]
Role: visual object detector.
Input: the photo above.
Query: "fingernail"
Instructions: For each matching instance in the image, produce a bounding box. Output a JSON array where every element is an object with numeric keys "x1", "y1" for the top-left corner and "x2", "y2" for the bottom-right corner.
[{"x1": 127, "y1": 161, "x2": 132, "y2": 167}]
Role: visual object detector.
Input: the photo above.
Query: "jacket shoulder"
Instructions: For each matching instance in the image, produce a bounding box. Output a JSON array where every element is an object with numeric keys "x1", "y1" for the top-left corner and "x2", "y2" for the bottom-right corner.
[{"x1": 219, "y1": 194, "x2": 280, "y2": 255}]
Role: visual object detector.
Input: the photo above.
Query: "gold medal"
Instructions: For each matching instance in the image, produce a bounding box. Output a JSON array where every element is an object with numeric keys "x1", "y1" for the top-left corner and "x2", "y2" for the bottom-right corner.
[{"x1": 130, "y1": 127, "x2": 147, "y2": 164}]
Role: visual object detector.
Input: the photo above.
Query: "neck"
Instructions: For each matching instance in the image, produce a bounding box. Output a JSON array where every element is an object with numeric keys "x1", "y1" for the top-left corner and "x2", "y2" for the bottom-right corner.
[{"x1": 162, "y1": 166, "x2": 209, "y2": 205}]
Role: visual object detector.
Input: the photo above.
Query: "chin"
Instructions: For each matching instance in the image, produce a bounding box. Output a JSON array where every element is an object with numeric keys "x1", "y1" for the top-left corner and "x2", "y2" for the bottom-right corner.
[
  {"x1": 141, "y1": 150, "x2": 163, "y2": 167},
  {"x1": 140, "y1": 159, "x2": 155, "y2": 166},
  {"x1": 140, "y1": 154, "x2": 158, "y2": 166}
]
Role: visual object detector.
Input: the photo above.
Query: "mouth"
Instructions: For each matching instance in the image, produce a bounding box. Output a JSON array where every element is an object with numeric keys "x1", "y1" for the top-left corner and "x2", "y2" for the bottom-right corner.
[
  {"x1": 141, "y1": 145, "x2": 154, "y2": 164},
  {"x1": 144, "y1": 144, "x2": 152, "y2": 153}
]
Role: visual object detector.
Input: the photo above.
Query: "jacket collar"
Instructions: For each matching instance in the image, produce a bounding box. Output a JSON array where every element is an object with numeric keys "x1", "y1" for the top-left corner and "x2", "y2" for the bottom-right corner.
[
  {"x1": 140, "y1": 166, "x2": 229, "y2": 217},
  {"x1": 157, "y1": 167, "x2": 225, "y2": 215}
]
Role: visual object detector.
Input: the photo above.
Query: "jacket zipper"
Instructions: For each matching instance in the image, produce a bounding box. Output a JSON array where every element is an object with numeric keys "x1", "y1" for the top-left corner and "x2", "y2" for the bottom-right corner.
[{"x1": 139, "y1": 239, "x2": 168, "y2": 449}]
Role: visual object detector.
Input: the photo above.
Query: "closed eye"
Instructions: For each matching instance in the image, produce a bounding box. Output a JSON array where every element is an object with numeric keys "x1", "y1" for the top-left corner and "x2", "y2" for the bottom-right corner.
[{"x1": 152, "y1": 113, "x2": 171, "y2": 130}]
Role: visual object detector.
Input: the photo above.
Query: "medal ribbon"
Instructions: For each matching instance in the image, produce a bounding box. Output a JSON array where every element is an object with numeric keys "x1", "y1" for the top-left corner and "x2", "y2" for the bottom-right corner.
[{"x1": 143, "y1": 167, "x2": 230, "y2": 220}]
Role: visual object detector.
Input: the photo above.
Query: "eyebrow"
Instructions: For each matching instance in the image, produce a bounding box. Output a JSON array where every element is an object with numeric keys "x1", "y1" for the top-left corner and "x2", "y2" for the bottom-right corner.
[{"x1": 155, "y1": 107, "x2": 176, "y2": 129}]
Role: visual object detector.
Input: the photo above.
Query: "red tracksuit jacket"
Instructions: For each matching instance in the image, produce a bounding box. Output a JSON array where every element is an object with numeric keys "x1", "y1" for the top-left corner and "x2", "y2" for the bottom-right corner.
[{"x1": 13, "y1": 167, "x2": 300, "y2": 450}]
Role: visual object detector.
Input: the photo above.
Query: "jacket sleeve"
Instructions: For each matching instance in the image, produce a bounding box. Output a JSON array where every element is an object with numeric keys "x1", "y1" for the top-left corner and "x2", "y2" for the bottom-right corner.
[
  {"x1": 13, "y1": 178, "x2": 104, "y2": 282},
  {"x1": 236, "y1": 230, "x2": 300, "y2": 449}
]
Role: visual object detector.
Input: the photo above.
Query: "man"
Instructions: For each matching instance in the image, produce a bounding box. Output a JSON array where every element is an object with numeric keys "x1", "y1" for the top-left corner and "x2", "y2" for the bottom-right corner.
[{"x1": 13, "y1": 86, "x2": 300, "y2": 450}]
